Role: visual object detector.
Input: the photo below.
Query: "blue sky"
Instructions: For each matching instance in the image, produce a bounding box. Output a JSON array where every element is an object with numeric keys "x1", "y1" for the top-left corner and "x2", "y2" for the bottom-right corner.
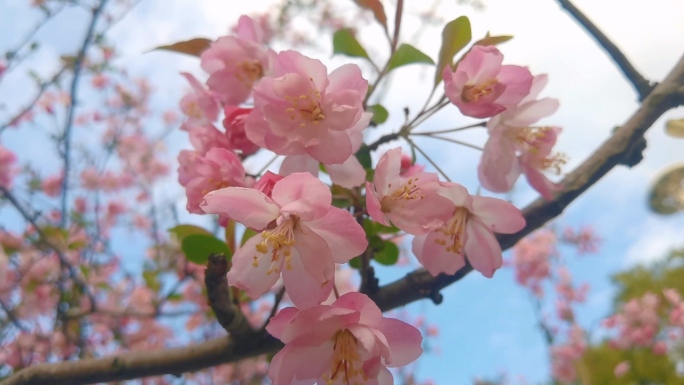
[{"x1": 2, "y1": 0, "x2": 684, "y2": 384}]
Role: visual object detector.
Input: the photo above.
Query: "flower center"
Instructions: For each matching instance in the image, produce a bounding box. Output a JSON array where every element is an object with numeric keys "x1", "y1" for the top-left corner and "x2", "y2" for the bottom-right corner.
[
  {"x1": 252, "y1": 216, "x2": 298, "y2": 274},
  {"x1": 324, "y1": 329, "x2": 365, "y2": 385},
  {"x1": 235, "y1": 60, "x2": 264, "y2": 85},
  {"x1": 284, "y1": 79, "x2": 326, "y2": 127},
  {"x1": 380, "y1": 177, "x2": 424, "y2": 213},
  {"x1": 539, "y1": 153, "x2": 567, "y2": 175},
  {"x1": 434, "y1": 207, "x2": 470, "y2": 254},
  {"x1": 462, "y1": 78, "x2": 499, "y2": 102}
]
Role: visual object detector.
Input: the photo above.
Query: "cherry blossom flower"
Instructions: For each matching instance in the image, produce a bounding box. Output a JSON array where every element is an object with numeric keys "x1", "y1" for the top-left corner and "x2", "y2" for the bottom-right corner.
[
  {"x1": 201, "y1": 173, "x2": 368, "y2": 307},
  {"x1": 223, "y1": 106, "x2": 260, "y2": 156},
  {"x1": 200, "y1": 34, "x2": 270, "y2": 105},
  {"x1": 245, "y1": 50, "x2": 368, "y2": 164},
  {"x1": 366, "y1": 148, "x2": 452, "y2": 235},
  {"x1": 178, "y1": 147, "x2": 249, "y2": 214},
  {"x1": 478, "y1": 74, "x2": 563, "y2": 198},
  {"x1": 512, "y1": 229, "x2": 555, "y2": 295},
  {"x1": 412, "y1": 182, "x2": 525, "y2": 277},
  {"x1": 233, "y1": 15, "x2": 272, "y2": 45},
  {"x1": 444, "y1": 45, "x2": 533, "y2": 118},
  {"x1": 279, "y1": 112, "x2": 372, "y2": 188},
  {"x1": 614, "y1": 361, "x2": 630, "y2": 377},
  {"x1": 0, "y1": 145, "x2": 18, "y2": 189},
  {"x1": 266, "y1": 292, "x2": 423, "y2": 385},
  {"x1": 41, "y1": 173, "x2": 63, "y2": 197},
  {"x1": 179, "y1": 72, "x2": 220, "y2": 124}
]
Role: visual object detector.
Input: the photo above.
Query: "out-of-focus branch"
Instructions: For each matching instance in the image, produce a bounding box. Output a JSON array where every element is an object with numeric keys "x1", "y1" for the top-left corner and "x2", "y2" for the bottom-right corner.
[
  {"x1": 557, "y1": 0, "x2": 655, "y2": 100},
  {"x1": 0, "y1": 68, "x2": 66, "y2": 133},
  {"x1": 60, "y1": 0, "x2": 110, "y2": 227},
  {"x1": 0, "y1": 187, "x2": 96, "y2": 311},
  {"x1": 204, "y1": 254, "x2": 252, "y2": 335},
  {"x1": 3, "y1": 49, "x2": 683, "y2": 385}
]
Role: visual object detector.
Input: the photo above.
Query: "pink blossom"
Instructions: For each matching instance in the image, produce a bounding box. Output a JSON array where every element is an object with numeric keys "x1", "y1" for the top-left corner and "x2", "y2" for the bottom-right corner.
[
  {"x1": 550, "y1": 325, "x2": 586, "y2": 383},
  {"x1": 478, "y1": 74, "x2": 563, "y2": 198},
  {"x1": 201, "y1": 173, "x2": 368, "y2": 307},
  {"x1": 91, "y1": 73, "x2": 109, "y2": 89},
  {"x1": 512, "y1": 229, "x2": 555, "y2": 294},
  {"x1": 178, "y1": 147, "x2": 249, "y2": 214},
  {"x1": 279, "y1": 112, "x2": 372, "y2": 188},
  {"x1": 246, "y1": 51, "x2": 368, "y2": 164},
  {"x1": 366, "y1": 148, "x2": 453, "y2": 235},
  {"x1": 223, "y1": 106, "x2": 260, "y2": 156},
  {"x1": 266, "y1": 292, "x2": 423, "y2": 385},
  {"x1": 412, "y1": 182, "x2": 525, "y2": 277},
  {"x1": 444, "y1": 45, "x2": 533, "y2": 118},
  {"x1": 200, "y1": 35, "x2": 270, "y2": 105},
  {"x1": 614, "y1": 361, "x2": 630, "y2": 377},
  {"x1": 0, "y1": 145, "x2": 18, "y2": 189},
  {"x1": 179, "y1": 72, "x2": 220, "y2": 123},
  {"x1": 182, "y1": 122, "x2": 232, "y2": 155},
  {"x1": 41, "y1": 173, "x2": 63, "y2": 197},
  {"x1": 0, "y1": 61, "x2": 6, "y2": 78},
  {"x1": 604, "y1": 292, "x2": 661, "y2": 349}
]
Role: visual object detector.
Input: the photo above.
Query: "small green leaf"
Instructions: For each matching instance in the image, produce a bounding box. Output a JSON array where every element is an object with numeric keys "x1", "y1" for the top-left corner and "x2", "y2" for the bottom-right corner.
[
  {"x1": 473, "y1": 32, "x2": 513, "y2": 47},
  {"x1": 355, "y1": 144, "x2": 373, "y2": 169},
  {"x1": 169, "y1": 224, "x2": 213, "y2": 242},
  {"x1": 181, "y1": 234, "x2": 232, "y2": 265},
  {"x1": 143, "y1": 270, "x2": 161, "y2": 292},
  {"x1": 166, "y1": 293, "x2": 184, "y2": 302},
  {"x1": 375, "y1": 241, "x2": 399, "y2": 265},
  {"x1": 434, "y1": 16, "x2": 472, "y2": 85},
  {"x1": 368, "y1": 104, "x2": 389, "y2": 125},
  {"x1": 332, "y1": 29, "x2": 370, "y2": 60},
  {"x1": 349, "y1": 256, "x2": 361, "y2": 269},
  {"x1": 387, "y1": 44, "x2": 434, "y2": 72}
]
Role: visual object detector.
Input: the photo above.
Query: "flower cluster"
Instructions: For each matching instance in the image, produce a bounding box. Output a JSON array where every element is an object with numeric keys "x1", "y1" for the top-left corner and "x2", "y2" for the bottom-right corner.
[{"x1": 168, "y1": 13, "x2": 542, "y2": 383}]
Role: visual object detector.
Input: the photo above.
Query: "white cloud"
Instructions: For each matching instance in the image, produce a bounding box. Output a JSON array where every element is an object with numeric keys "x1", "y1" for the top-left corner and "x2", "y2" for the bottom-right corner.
[{"x1": 625, "y1": 216, "x2": 684, "y2": 266}]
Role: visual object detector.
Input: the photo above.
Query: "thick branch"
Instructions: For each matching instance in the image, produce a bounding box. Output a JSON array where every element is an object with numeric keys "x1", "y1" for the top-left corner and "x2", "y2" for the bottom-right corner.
[
  {"x1": 4, "y1": 53, "x2": 683, "y2": 385},
  {"x1": 204, "y1": 254, "x2": 252, "y2": 334},
  {"x1": 557, "y1": 0, "x2": 655, "y2": 100}
]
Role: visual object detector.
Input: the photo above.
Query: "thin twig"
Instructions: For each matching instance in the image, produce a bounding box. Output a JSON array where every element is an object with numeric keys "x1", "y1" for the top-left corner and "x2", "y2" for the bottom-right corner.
[
  {"x1": 204, "y1": 254, "x2": 252, "y2": 335},
  {"x1": 412, "y1": 121, "x2": 486, "y2": 135},
  {"x1": 411, "y1": 133, "x2": 484, "y2": 152},
  {"x1": 557, "y1": 0, "x2": 655, "y2": 100},
  {"x1": 60, "y1": 0, "x2": 110, "y2": 227},
  {"x1": 406, "y1": 137, "x2": 451, "y2": 181}
]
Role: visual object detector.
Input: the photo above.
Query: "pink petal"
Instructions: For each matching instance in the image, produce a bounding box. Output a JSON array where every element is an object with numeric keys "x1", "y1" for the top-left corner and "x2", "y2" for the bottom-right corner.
[
  {"x1": 348, "y1": 325, "x2": 386, "y2": 359},
  {"x1": 465, "y1": 220, "x2": 503, "y2": 278},
  {"x1": 377, "y1": 366, "x2": 394, "y2": 385},
  {"x1": 459, "y1": 46, "x2": 503, "y2": 84},
  {"x1": 273, "y1": 50, "x2": 329, "y2": 91},
  {"x1": 412, "y1": 232, "x2": 466, "y2": 276},
  {"x1": 471, "y1": 196, "x2": 525, "y2": 234},
  {"x1": 272, "y1": 173, "x2": 332, "y2": 221},
  {"x1": 523, "y1": 74, "x2": 549, "y2": 103},
  {"x1": 377, "y1": 318, "x2": 423, "y2": 367},
  {"x1": 327, "y1": 156, "x2": 366, "y2": 188},
  {"x1": 282, "y1": 245, "x2": 333, "y2": 308},
  {"x1": 373, "y1": 148, "x2": 402, "y2": 196},
  {"x1": 280, "y1": 155, "x2": 319, "y2": 177},
  {"x1": 523, "y1": 164, "x2": 560, "y2": 200},
  {"x1": 294, "y1": 223, "x2": 335, "y2": 283},
  {"x1": 348, "y1": 112, "x2": 372, "y2": 152},
  {"x1": 506, "y1": 98, "x2": 560, "y2": 127},
  {"x1": 268, "y1": 342, "x2": 334, "y2": 385},
  {"x1": 478, "y1": 134, "x2": 520, "y2": 193},
  {"x1": 279, "y1": 305, "x2": 340, "y2": 343},
  {"x1": 333, "y1": 292, "x2": 383, "y2": 327},
  {"x1": 495, "y1": 64, "x2": 533, "y2": 107},
  {"x1": 307, "y1": 207, "x2": 368, "y2": 263},
  {"x1": 227, "y1": 235, "x2": 280, "y2": 299},
  {"x1": 365, "y1": 182, "x2": 392, "y2": 227},
  {"x1": 201, "y1": 187, "x2": 280, "y2": 230},
  {"x1": 305, "y1": 130, "x2": 353, "y2": 164},
  {"x1": 312, "y1": 307, "x2": 360, "y2": 339},
  {"x1": 327, "y1": 63, "x2": 368, "y2": 95},
  {"x1": 266, "y1": 307, "x2": 299, "y2": 340}
]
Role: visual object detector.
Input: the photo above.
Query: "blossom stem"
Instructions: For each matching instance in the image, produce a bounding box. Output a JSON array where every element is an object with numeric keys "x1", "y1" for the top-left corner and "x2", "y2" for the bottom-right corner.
[
  {"x1": 412, "y1": 121, "x2": 486, "y2": 135},
  {"x1": 405, "y1": 137, "x2": 451, "y2": 182},
  {"x1": 411, "y1": 133, "x2": 484, "y2": 152}
]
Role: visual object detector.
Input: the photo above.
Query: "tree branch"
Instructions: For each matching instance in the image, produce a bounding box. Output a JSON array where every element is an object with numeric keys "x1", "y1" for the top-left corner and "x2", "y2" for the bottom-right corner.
[
  {"x1": 204, "y1": 254, "x2": 252, "y2": 335},
  {"x1": 557, "y1": 0, "x2": 655, "y2": 100},
  {"x1": 4, "y1": 53, "x2": 683, "y2": 385}
]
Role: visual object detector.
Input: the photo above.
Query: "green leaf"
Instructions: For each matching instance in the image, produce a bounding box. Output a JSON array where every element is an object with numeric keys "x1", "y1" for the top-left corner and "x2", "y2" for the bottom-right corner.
[
  {"x1": 352, "y1": 0, "x2": 387, "y2": 28},
  {"x1": 473, "y1": 32, "x2": 513, "y2": 47},
  {"x1": 388, "y1": 44, "x2": 434, "y2": 72},
  {"x1": 375, "y1": 241, "x2": 399, "y2": 265},
  {"x1": 363, "y1": 218, "x2": 400, "y2": 235},
  {"x1": 143, "y1": 270, "x2": 161, "y2": 292},
  {"x1": 434, "y1": 16, "x2": 472, "y2": 85},
  {"x1": 152, "y1": 38, "x2": 212, "y2": 57},
  {"x1": 332, "y1": 29, "x2": 370, "y2": 60},
  {"x1": 349, "y1": 256, "x2": 361, "y2": 269},
  {"x1": 355, "y1": 144, "x2": 373, "y2": 169},
  {"x1": 181, "y1": 234, "x2": 232, "y2": 265},
  {"x1": 368, "y1": 104, "x2": 389, "y2": 125},
  {"x1": 169, "y1": 224, "x2": 213, "y2": 242}
]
